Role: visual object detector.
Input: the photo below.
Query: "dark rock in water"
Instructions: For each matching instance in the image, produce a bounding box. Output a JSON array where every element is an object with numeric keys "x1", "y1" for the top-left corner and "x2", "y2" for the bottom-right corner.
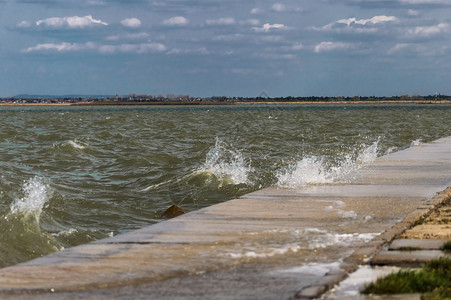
[{"x1": 161, "y1": 204, "x2": 187, "y2": 219}]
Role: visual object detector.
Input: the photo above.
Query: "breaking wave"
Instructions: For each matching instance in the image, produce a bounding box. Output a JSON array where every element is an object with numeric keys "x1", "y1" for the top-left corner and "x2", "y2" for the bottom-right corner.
[
  {"x1": 276, "y1": 139, "x2": 380, "y2": 188},
  {"x1": 194, "y1": 137, "x2": 253, "y2": 187},
  {"x1": 8, "y1": 177, "x2": 51, "y2": 223},
  {"x1": 1, "y1": 177, "x2": 60, "y2": 267}
]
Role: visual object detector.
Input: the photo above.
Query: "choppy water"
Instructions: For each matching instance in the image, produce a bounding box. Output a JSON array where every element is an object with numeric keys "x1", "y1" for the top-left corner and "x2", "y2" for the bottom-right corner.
[{"x1": 0, "y1": 103, "x2": 450, "y2": 268}]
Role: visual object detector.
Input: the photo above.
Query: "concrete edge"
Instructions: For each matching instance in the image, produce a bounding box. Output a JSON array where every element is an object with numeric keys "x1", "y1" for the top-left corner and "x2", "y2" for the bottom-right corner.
[{"x1": 292, "y1": 187, "x2": 451, "y2": 299}]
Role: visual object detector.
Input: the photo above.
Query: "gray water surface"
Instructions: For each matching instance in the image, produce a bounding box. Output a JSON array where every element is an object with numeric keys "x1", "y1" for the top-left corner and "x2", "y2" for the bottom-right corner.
[{"x1": 1, "y1": 103, "x2": 450, "y2": 267}]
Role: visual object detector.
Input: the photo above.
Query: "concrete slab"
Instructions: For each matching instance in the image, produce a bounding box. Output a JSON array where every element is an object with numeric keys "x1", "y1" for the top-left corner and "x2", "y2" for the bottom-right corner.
[
  {"x1": 371, "y1": 250, "x2": 450, "y2": 267},
  {"x1": 0, "y1": 136, "x2": 451, "y2": 299},
  {"x1": 389, "y1": 239, "x2": 450, "y2": 250}
]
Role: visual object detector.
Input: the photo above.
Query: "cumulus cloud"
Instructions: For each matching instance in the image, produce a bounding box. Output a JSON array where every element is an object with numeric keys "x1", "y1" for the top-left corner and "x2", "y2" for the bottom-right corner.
[
  {"x1": 242, "y1": 19, "x2": 260, "y2": 26},
  {"x1": 340, "y1": 0, "x2": 451, "y2": 7},
  {"x1": 98, "y1": 43, "x2": 166, "y2": 54},
  {"x1": 291, "y1": 42, "x2": 304, "y2": 50},
  {"x1": 213, "y1": 33, "x2": 244, "y2": 41},
  {"x1": 317, "y1": 15, "x2": 397, "y2": 31},
  {"x1": 166, "y1": 47, "x2": 209, "y2": 55},
  {"x1": 389, "y1": 42, "x2": 448, "y2": 57},
  {"x1": 407, "y1": 9, "x2": 420, "y2": 16},
  {"x1": 250, "y1": 8, "x2": 263, "y2": 14},
  {"x1": 36, "y1": 15, "x2": 108, "y2": 28},
  {"x1": 23, "y1": 41, "x2": 166, "y2": 54},
  {"x1": 271, "y1": 3, "x2": 303, "y2": 12},
  {"x1": 252, "y1": 23, "x2": 287, "y2": 32},
  {"x1": 271, "y1": 3, "x2": 287, "y2": 12},
  {"x1": 399, "y1": 0, "x2": 451, "y2": 4},
  {"x1": 17, "y1": 21, "x2": 31, "y2": 28},
  {"x1": 404, "y1": 23, "x2": 450, "y2": 38},
  {"x1": 206, "y1": 18, "x2": 236, "y2": 26},
  {"x1": 121, "y1": 18, "x2": 141, "y2": 28},
  {"x1": 314, "y1": 41, "x2": 354, "y2": 53},
  {"x1": 163, "y1": 16, "x2": 188, "y2": 26},
  {"x1": 106, "y1": 32, "x2": 149, "y2": 41}
]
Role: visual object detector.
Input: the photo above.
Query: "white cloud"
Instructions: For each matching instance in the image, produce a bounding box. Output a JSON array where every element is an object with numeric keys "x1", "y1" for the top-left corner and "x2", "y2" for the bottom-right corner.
[
  {"x1": 404, "y1": 23, "x2": 450, "y2": 38},
  {"x1": 317, "y1": 15, "x2": 397, "y2": 31},
  {"x1": 36, "y1": 15, "x2": 108, "y2": 28},
  {"x1": 253, "y1": 23, "x2": 287, "y2": 32},
  {"x1": 213, "y1": 34, "x2": 244, "y2": 41},
  {"x1": 400, "y1": 0, "x2": 451, "y2": 4},
  {"x1": 166, "y1": 47, "x2": 209, "y2": 55},
  {"x1": 106, "y1": 32, "x2": 149, "y2": 41},
  {"x1": 388, "y1": 43, "x2": 431, "y2": 55},
  {"x1": 121, "y1": 18, "x2": 142, "y2": 28},
  {"x1": 163, "y1": 16, "x2": 188, "y2": 26},
  {"x1": 242, "y1": 19, "x2": 260, "y2": 26},
  {"x1": 271, "y1": 3, "x2": 287, "y2": 12},
  {"x1": 271, "y1": 3, "x2": 303, "y2": 12},
  {"x1": 17, "y1": 21, "x2": 31, "y2": 28},
  {"x1": 85, "y1": 0, "x2": 106, "y2": 5},
  {"x1": 98, "y1": 43, "x2": 166, "y2": 54},
  {"x1": 206, "y1": 18, "x2": 236, "y2": 26},
  {"x1": 251, "y1": 8, "x2": 263, "y2": 14},
  {"x1": 314, "y1": 41, "x2": 354, "y2": 53},
  {"x1": 24, "y1": 42, "x2": 96, "y2": 52},
  {"x1": 261, "y1": 35, "x2": 282, "y2": 42},
  {"x1": 291, "y1": 42, "x2": 304, "y2": 50},
  {"x1": 257, "y1": 53, "x2": 296, "y2": 60},
  {"x1": 407, "y1": 9, "x2": 420, "y2": 16},
  {"x1": 23, "y1": 41, "x2": 166, "y2": 54}
]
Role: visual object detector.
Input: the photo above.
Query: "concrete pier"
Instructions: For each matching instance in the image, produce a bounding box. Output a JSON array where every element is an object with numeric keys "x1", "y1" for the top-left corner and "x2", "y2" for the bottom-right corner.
[{"x1": 1, "y1": 137, "x2": 451, "y2": 299}]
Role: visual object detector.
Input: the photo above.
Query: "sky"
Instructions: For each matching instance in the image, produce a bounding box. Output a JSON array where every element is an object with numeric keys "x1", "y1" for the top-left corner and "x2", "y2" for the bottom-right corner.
[{"x1": 1, "y1": 0, "x2": 451, "y2": 97}]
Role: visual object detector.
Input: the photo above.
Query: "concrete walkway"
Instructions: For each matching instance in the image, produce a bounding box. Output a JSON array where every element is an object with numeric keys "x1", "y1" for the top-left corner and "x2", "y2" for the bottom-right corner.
[
  {"x1": 371, "y1": 196, "x2": 450, "y2": 268},
  {"x1": 1, "y1": 137, "x2": 451, "y2": 299}
]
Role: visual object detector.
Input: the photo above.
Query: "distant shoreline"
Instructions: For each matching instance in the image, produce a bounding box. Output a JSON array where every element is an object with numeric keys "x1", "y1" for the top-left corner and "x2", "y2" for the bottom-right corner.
[{"x1": 1, "y1": 100, "x2": 451, "y2": 106}]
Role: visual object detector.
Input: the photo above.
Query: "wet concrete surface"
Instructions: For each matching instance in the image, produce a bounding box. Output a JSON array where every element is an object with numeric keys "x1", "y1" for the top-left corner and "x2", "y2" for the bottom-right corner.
[{"x1": 1, "y1": 137, "x2": 451, "y2": 299}]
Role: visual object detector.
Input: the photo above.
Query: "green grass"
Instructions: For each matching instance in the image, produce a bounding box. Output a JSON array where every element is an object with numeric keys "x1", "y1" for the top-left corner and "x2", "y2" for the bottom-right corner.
[
  {"x1": 414, "y1": 217, "x2": 427, "y2": 226},
  {"x1": 362, "y1": 257, "x2": 451, "y2": 298}
]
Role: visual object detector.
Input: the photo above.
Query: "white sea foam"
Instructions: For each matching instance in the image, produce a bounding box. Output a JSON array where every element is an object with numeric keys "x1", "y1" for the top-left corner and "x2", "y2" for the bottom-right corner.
[
  {"x1": 52, "y1": 228, "x2": 78, "y2": 237},
  {"x1": 68, "y1": 140, "x2": 86, "y2": 149},
  {"x1": 198, "y1": 137, "x2": 253, "y2": 186},
  {"x1": 277, "y1": 139, "x2": 380, "y2": 188},
  {"x1": 274, "y1": 262, "x2": 342, "y2": 276},
  {"x1": 385, "y1": 146, "x2": 397, "y2": 154},
  {"x1": 228, "y1": 244, "x2": 302, "y2": 259},
  {"x1": 52, "y1": 139, "x2": 87, "y2": 150},
  {"x1": 411, "y1": 139, "x2": 422, "y2": 146},
  {"x1": 309, "y1": 232, "x2": 379, "y2": 249},
  {"x1": 9, "y1": 177, "x2": 51, "y2": 222}
]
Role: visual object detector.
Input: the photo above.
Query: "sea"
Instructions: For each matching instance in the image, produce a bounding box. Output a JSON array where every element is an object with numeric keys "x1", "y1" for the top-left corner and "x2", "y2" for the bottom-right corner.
[{"x1": 1, "y1": 103, "x2": 450, "y2": 268}]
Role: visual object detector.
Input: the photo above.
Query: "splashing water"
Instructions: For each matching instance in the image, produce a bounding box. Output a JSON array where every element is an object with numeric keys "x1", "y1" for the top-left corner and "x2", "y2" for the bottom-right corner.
[
  {"x1": 9, "y1": 177, "x2": 51, "y2": 223},
  {"x1": 197, "y1": 137, "x2": 253, "y2": 187},
  {"x1": 411, "y1": 139, "x2": 422, "y2": 147},
  {"x1": 1, "y1": 177, "x2": 60, "y2": 267},
  {"x1": 277, "y1": 139, "x2": 380, "y2": 188},
  {"x1": 67, "y1": 140, "x2": 86, "y2": 150},
  {"x1": 356, "y1": 138, "x2": 380, "y2": 164}
]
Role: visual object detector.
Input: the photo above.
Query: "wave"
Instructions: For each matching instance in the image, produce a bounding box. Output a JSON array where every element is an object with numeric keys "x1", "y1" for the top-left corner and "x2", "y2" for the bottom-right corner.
[
  {"x1": 276, "y1": 139, "x2": 380, "y2": 188},
  {"x1": 411, "y1": 139, "x2": 422, "y2": 147},
  {"x1": 52, "y1": 139, "x2": 88, "y2": 151},
  {"x1": 8, "y1": 177, "x2": 51, "y2": 223},
  {"x1": 1, "y1": 177, "x2": 60, "y2": 268},
  {"x1": 193, "y1": 137, "x2": 253, "y2": 187}
]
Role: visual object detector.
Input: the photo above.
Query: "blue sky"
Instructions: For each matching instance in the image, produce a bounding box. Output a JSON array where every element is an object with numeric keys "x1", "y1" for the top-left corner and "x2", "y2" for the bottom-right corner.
[{"x1": 1, "y1": 0, "x2": 451, "y2": 97}]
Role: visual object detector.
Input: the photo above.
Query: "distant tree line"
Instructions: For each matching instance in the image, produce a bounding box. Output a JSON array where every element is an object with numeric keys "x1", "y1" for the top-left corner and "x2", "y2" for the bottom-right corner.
[{"x1": 1, "y1": 93, "x2": 450, "y2": 104}]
